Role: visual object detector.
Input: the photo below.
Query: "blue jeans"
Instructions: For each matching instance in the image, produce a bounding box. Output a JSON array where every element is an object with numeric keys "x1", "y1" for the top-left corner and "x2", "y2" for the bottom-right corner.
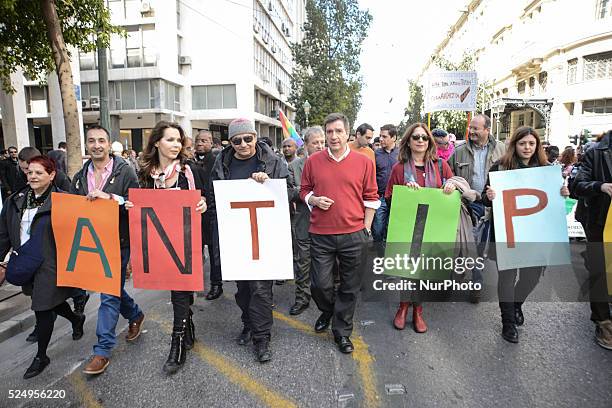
[
  {"x1": 469, "y1": 201, "x2": 488, "y2": 285},
  {"x1": 93, "y1": 247, "x2": 143, "y2": 358},
  {"x1": 372, "y1": 197, "x2": 389, "y2": 243}
]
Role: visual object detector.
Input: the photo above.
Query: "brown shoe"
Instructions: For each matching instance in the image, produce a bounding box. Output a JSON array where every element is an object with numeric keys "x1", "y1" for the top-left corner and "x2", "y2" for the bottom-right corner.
[
  {"x1": 83, "y1": 355, "x2": 109, "y2": 375},
  {"x1": 126, "y1": 314, "x2": 145, "y2": 342}
]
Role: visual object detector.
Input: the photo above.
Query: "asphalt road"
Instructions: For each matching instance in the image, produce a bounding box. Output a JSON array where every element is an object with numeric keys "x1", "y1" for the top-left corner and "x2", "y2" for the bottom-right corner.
[{"x1": 0, "y1": 257, "x2": 611, "y2": 408}]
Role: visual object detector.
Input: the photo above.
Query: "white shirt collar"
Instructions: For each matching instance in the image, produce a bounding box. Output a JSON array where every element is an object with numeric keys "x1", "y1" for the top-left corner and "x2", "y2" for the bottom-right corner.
[{"x1": 327, "y1": 146, "x2": 350, "y2": 162}]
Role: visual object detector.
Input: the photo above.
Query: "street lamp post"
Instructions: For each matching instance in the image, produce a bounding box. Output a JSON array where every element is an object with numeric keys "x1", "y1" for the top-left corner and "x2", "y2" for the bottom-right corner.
[{"x1": 303, "y1": 100, "x2": 311, "y2": 127}]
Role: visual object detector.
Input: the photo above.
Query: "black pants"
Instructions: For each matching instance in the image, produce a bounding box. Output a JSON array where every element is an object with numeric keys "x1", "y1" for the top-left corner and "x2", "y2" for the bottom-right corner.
[
  {"x1": 310, "y1": 230, "x2": 368, "y2": 337},
  {"x1": 584, "y1": 227, "x2": 611, "y2": 322},
  {"x1": 171, "y1": 291, "x2": 194, "y2": 330},
  {"x1": 208, "y1": 215, "x2": 223, "y2": 287},
  {"x1": 35, "y1": 301, "x2": 79, "y2": 359},
  {"x1": 235, "y1": 280, "x2": 273, "y2": 343},
  {"x1": 294, "y1": 238, "x2": 312, "y2": 305},
  {"x1": 497, "y1": 266, "x2": 544, "y2": 324}
]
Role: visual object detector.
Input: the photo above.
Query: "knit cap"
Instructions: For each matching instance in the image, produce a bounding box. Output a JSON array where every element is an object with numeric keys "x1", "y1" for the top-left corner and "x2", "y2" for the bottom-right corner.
[{"x1": 229, "y1": 118, "x2": 257, "y2": 139}]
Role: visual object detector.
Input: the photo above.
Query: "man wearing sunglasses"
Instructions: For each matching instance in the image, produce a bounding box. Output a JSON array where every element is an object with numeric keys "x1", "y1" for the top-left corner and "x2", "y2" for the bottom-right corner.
[
  {"x1": 300, "y1": 112, "x2": 379, "y2": 354},
  {"x1": 207, "y1": 118, "x2": 288, "y2": 363}
]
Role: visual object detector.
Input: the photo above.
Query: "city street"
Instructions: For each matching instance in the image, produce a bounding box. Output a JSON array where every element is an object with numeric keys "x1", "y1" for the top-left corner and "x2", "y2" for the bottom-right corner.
[{"x1": 1, "y1": 254, "x2": 611, "y2": 408}]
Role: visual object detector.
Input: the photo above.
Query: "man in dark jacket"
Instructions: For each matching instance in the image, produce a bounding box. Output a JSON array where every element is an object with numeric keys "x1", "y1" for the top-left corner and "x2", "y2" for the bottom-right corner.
[
  {"x1": 193, "y1": 129, "x2": 223, "y2": 300},
  {"x1": 208, "y1": 118, "x2": 288, "y2": 363},
  {"x1": 572, "y1": 129, "x2": 612, "y2": 350},
  {"x1": 72, "y1": 125, "x2": 146, "y2": 374},
  {"x1": 47, "y1": 141, "x2": 67, "y2": 174},
  {"x1": 287, "y1": 126, "x2": 325, "y2": 315},
  {"x1": 14, "y1": 147, "x2": 71, "y2": 193}
]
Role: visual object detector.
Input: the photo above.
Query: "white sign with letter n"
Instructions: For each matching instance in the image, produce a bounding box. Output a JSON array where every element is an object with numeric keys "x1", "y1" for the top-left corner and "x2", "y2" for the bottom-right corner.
[{"x1": 213, "y1": 179, "x2": 293, "y2": 280}]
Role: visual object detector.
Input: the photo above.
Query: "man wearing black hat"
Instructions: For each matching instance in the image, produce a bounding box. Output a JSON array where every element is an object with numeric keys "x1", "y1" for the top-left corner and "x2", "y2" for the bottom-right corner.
[{"x1": 208, "y1": 118, "x2": 288, "y2": 363}]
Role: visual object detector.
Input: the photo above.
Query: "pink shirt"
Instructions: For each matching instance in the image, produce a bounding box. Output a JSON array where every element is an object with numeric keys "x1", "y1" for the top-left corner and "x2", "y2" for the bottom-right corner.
[{"x1": 87, "y1": 158, "x2": 114, "y2": 193}]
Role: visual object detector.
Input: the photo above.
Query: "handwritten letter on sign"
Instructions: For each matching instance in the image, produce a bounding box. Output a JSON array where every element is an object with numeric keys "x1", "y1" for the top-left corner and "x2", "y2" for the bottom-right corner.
[
  {"x1": 129, "y1": 189, "x2": 203, "y2": 291},
  {"x1": 52, "y1": 193, "x2": 121, "y2": 296},
  {"x1": 490, "y1": 166, "x2": 570, "y2": 270},
  {"x1": 213, "y1": 179, "x2": 293, "y2": 280}
]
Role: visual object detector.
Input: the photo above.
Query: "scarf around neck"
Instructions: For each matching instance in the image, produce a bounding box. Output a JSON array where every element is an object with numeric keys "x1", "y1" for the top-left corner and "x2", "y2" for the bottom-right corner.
[
  {"x1": 150, "y1": 160, "x2": 195, "y2": 190},
  {"x1": 403, "y1": 157, "x2": 440, "y2": 188}
]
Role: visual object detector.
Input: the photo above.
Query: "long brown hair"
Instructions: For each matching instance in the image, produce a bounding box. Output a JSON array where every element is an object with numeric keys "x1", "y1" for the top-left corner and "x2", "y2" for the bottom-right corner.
[
  {"x1": 559, "y1": 147, "x2": 576, "y2": 166},
  {"x1": 139, "y1": 121, "x2": 188, "y2": 185},
  {"x1": 397, "y1": 123, "x2": 437, "y2": 164},
  {"x1": 499, "y1": 126, "x2": 548, "y2": 170}
]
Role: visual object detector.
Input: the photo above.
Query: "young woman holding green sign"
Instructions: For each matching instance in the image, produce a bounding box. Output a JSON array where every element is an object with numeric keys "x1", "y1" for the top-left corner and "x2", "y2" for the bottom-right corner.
[
  {"x1": 483, "y1": 126, "x2": 569, "y2": 344},
  {"x1": 385, "y1": 123, "x2": 455, "y2": 333}
]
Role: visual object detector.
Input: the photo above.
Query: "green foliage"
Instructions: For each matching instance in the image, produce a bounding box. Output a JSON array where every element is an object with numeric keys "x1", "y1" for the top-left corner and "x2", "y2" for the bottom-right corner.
[
  {"x1": 290, "y1": 0, "x2": 372, "y2": 128},
  {"x1": 397, "y1": 80, "x2": 425, "y2": 136},
  {"x1": 0, "y1": 0, "x2": 122, "y2": 92}
]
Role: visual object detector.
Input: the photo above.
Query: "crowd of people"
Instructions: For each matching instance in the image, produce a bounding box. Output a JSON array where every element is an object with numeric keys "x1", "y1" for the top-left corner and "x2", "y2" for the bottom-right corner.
[{"x1": 0, "y1": 112, "x2": 610, "y2": 381}]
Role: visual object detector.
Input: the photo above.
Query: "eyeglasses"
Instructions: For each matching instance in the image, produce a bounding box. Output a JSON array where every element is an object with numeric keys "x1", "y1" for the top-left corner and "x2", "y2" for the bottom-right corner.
[
  {"x1": 411, "y1": 135, "x2": 428, "y2": 142},
  {"x1": 231, "y1": 135, "x2": 254, "y2": 145}
]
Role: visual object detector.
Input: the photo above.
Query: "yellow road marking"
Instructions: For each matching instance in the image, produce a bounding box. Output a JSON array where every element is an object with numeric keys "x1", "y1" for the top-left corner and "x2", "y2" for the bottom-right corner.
[
  {"x1": 68, "y1": 371, "x2": 103, "y2": 408},
  {"x1": 149, "y1": 313, "x2": 297, "y2": 408},
  {"x1": 272, "y1": 311, "x2": 380, "y2": 408}
]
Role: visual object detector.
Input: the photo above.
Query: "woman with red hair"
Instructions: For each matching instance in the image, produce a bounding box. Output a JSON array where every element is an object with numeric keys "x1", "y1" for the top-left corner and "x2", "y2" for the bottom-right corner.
[{"x1": 0, "y1": 156, "x2": 85, "y2": 379}]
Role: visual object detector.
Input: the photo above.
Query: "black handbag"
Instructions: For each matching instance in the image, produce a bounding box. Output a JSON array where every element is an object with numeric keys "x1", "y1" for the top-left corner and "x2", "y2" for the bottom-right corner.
[{"x1": 6, "y1": 215, "x2": 49, "y2": 286}]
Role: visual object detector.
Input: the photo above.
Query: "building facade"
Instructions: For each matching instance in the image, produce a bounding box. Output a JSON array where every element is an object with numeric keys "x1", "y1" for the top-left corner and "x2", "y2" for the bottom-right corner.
[
  {"x1": 0, "y1": 0, "x2": 306, "y2": 152},
  {"x1": 419, "y1": 0, "x2": 612, "y2": 147}
]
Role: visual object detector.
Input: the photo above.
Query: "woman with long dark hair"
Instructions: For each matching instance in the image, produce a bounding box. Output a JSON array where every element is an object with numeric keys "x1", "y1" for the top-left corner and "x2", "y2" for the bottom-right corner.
[
  {"x1": 483, "y1": 126, "x2": 569, "y2": 343},
  {"x1": 129, "y1": 121, "x2": 206, "y2": 374},
  {"x1": 0, "y1": 156, "x2": 85, "y2": 379},
  {"x1": 385, "y1": 123, "x2": 455, "y2": 333}
]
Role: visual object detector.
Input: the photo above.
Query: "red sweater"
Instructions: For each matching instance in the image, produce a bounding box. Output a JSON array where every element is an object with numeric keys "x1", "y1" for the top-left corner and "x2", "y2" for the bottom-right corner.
[
  {"x1": 384, "y1": 160, "x2": 454, "y2": 200},
  {"x1": 299, "y1": 150, "x2": 379, "y2": 234}
]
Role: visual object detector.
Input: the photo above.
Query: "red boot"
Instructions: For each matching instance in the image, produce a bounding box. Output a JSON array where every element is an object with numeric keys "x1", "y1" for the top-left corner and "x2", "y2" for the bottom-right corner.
[
  {"x1": 393, "y1": 302, "x2": 410, "y2": 330},
  {"x1": 413, "y1": 304, "x2": 427, "y2": 333}
]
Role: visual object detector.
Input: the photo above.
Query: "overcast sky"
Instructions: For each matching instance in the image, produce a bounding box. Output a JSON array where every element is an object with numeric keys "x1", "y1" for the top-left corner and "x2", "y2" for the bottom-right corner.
[{"x1": 355, "y1": 0, "x2": 466, "y2": 130}]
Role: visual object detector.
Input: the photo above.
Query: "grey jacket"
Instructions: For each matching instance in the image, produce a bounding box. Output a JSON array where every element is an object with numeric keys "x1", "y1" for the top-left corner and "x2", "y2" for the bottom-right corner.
[
  {"x1": 288, "y1": 157, "x2": 310, "y2": 240},
  {"x1": 448, "y1": 137, "x2": 505, "y2": 193},
  {"x1": 70, "y1": 156, "x2": 138, "y2": 248},
  {"x1": 0, "y1": 186, "x2": 73, "y2": 311}
]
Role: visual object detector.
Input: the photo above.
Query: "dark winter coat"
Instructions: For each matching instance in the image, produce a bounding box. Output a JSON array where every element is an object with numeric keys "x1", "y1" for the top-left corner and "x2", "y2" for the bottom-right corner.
[
  {"x1": 0, "y1": 185, "x2": 73, "y2": 311},
  {"x1": 572, "y1": 131, "x2": 612, "y2": 232}
]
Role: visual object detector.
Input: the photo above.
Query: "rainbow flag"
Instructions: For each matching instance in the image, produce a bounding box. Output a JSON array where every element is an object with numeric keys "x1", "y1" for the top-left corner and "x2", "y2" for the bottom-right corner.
[{"x1": 278, "y1": 110, "x2": 303, "y2": 147}]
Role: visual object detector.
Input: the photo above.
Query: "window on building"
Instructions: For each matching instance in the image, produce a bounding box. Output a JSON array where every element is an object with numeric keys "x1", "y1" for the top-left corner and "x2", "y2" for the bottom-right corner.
[
  {"x1": 583, "y1": 52, "x2": 612, "y2": 80},
  {"x1": 567, "y1": 59, "x2": 578, "y2": 84},
  {"x1": 124, "y1": 0, "x2": 141, "y2": 19},
  {"x1": 528, "y1": 77, "x2": 536, "y2": 95},
  {"x1": 517, "y1": 81, "x2": 526, "y2": 94},
  {"x1": 108, "y1": 79, "x2": 162, "y2": 110},
  {"x1": 107, "y1": 0, "x2": 125, "y2": 19},
  {"x1": 538, "y1": 71, "x2": 548, "y2": 92},
  {"x1": 79, "y1": 51, "x2": 97, "y2": 71},
  {"x1": 596, "y1": 0, "x2": 610, "y2": 19},
  {"x1": 25, "y1": 86, "x2": 49, "y2": 114},
  {"x1": 81, "y1": 83, "x2": 100, "y2": 101},
  {"x1": 192, "y1": 85, "x2": 237, "y2": 110},
  {"x1": 518, "y1": 113, "x2": 525, "y2": 126},
  {"x1": 582, "y1": 99, "x2": 612, "y2": 114},
  {"x1": 164, "y1": 82, "x2": 181, "y2": 111},
  {"x1": 110, "y1": 24, "x2": 157, "y2": 69}
]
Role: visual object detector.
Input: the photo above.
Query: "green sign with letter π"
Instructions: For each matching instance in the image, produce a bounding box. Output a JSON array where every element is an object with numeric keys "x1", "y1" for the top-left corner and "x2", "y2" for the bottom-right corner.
[{"x1": 385, "y1": 186, "x2": 461, "y2": 280}]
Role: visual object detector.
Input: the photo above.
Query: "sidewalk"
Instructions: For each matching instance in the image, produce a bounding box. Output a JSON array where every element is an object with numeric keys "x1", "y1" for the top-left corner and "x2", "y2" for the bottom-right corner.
[{"x1": 0, "y1": 283, "x2": 34, "y2": 343}]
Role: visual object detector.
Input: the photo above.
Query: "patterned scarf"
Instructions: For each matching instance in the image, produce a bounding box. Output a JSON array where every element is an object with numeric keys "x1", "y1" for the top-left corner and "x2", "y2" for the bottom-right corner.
[
  {"x1": 24, "y1": 186, "x2": 52, "y2": 210},
  {"x1": 403, "y1": 158, "x2": 440, "y2": 188},
  {"x1": 150, "y1": 160, "x2": 196, "y2": 190}
]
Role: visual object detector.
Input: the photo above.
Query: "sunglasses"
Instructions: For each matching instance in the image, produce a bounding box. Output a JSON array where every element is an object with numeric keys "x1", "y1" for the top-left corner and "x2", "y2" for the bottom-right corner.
[
  {"x1": 231, "y1": 135, "x2": 254, "y2": 145},
  {"x1": 411, "y1": 135, "x2": 429, "y2": 142}
]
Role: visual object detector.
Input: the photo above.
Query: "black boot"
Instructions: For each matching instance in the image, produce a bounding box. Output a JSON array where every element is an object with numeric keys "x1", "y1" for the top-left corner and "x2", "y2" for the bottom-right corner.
[
  {"x1": 73, "y1": 294, "x2": 90, "y2": 315},
  {"x1": 502, "y1": 323, "x2": 519, "y2": 343},
  {"x1": 23, "y1": 356, "x2": 50, "y2": 379},
  {"x1": 25, "y1": 326, "x2": 38, "y2": 343},
  {"x1": 514, "y1": 303, "x2": 524, "y2": 326},
  {"x1": 184, "y1": 311, "x2": 195, "y2": 350},
  {"x1": 72, "y1": 313, "x2": 86, "y2": 340},
  {"x1": 163, "y1": 324, "x2": 187, "y2": 374},
  {"x1": 205, "y1": 285, "x2": 223, "y2": 300},
  {"x1": 254, "y1": 339, "x2": 272, "y2": 363}
]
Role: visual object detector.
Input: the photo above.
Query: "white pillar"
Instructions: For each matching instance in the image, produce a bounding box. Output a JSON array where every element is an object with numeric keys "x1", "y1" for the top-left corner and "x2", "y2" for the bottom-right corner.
[
  {"x1": 47, "y1": 71, "x2": 66, "y2": 149},
  {"x1": 0, "y1": 70, "x2": 31, "y2": 150}
]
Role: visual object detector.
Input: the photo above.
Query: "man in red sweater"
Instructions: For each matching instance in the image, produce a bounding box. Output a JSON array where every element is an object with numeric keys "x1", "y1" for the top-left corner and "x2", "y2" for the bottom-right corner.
[{"x1": 299, "y1": 112, "x2": 379, "y2": 354}]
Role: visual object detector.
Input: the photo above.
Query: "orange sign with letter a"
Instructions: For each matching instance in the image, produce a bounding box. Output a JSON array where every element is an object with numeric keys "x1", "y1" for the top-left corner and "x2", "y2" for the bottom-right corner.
[
  {"x1": 52, "y1": 193, "x2": 121, "y2": 296},
  {"x1": 129, "y1": 189, "x2": 203, "y2": 291}
]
